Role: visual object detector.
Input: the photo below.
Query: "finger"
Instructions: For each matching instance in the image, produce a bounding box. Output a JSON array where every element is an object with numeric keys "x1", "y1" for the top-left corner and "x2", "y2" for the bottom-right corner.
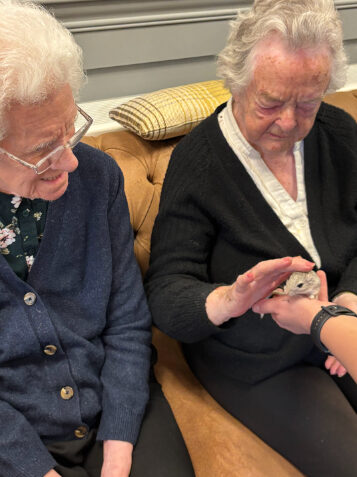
[
  {"x1": 330, "y1": 361, "x2": 340, "y2": 375},
  {"x1": 324, "y1": 355, "x2": 334, "y2": 370},
  {"x1": 241, "y1": 257, "x2": 314, "y2": 289},
  {"x1": 336, "y1": 365, "x2": 347, "y2": 378},
  {"x1": 316, "y1": 270, "x2": 328, "y2": 301},
  {"x1": 253, "y1": 294, "x2": 287, "y2": 314},
  {"x1": 233, "y1": 272, "x2": 255, "y2": 291},
  {"x1": 285, "y1": 256, "x2": 315, "y2": 272},
  {"x1": 326, "y1": 357, "x2": 343, "y2": 376},
  {"x1": 253, "y1": 257, "x2": 313, "y2": 278}
]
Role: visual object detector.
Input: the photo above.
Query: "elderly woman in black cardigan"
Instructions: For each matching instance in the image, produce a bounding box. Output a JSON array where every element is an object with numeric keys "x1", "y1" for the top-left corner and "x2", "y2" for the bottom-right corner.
[{"x1": 146, "y1": 1, "x2": 357, "y2": 476}]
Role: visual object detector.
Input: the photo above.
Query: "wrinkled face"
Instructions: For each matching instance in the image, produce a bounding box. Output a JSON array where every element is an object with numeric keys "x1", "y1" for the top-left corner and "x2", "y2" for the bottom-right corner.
[
  {"x1": 232, "y1": 36, "x2": 331, "y2": 160},
  {"x1": 0, "y1": 83, "x2": 79, "y2": 200}
]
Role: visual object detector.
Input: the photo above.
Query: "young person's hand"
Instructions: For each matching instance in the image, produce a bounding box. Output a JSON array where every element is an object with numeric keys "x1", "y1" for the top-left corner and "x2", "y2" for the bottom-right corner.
[{"x1": 253, "y1": 270, "x2": 347, "y2": 377}]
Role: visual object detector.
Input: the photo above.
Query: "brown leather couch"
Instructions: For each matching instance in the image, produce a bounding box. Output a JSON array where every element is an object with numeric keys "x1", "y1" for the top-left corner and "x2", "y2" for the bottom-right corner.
[{"x1": 83, "y1": 89, "x2": 357, "y2": 477}]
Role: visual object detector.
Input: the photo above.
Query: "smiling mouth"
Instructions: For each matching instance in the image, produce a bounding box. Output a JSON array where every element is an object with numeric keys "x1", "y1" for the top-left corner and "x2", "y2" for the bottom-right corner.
[{"x1": 41, "y1": 173, "x2": 63, "y2": 181}]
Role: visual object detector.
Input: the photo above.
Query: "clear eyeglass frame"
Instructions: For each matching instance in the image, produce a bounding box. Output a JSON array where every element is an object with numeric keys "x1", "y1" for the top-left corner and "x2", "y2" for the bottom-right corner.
[{"x1": 0, "y1": 105, "x2": 93, "y2": 175}]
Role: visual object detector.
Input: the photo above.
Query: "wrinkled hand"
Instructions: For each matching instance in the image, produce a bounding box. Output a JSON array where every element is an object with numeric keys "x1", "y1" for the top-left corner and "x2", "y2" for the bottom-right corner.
[
  {"x1": 44, "y1": 470, "x2": 61, "y2": 477},
  {"x1": 206, "y1": 256, "x2": 314, "y2": 325},
  {"x1": 101, "y1": 440, "x2": 133, "y2": 477}
]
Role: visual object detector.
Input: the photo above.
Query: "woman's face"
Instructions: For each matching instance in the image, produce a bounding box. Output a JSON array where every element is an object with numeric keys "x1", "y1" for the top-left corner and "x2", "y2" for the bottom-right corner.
[
  {"x1": 232, "y1": 37, "x2": 331, "y2": 160},
  {"x1": 0, "y1": 83, "x2": 78, "y2": 200}
]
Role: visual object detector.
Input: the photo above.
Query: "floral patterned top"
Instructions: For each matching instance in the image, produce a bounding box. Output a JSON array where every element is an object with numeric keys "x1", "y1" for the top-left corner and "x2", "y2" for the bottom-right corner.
[{"x1": 0, "y1": 193, "x2": 48, "y2": 280}]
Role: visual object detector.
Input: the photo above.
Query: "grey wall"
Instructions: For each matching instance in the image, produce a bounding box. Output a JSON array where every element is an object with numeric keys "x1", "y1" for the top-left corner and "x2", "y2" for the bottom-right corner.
[{"x1": 38, "y1": 1, "x2": 357, "y2": 102}]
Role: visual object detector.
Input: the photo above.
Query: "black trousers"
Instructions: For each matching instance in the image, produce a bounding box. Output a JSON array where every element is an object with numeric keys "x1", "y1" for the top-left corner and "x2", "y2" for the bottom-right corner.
[
  {"x1": 46, "y1": 381, "x2": 195, "y2": 477},
  {"x1": 187, "y1": 352, "x2": 357, "y2": 477}
]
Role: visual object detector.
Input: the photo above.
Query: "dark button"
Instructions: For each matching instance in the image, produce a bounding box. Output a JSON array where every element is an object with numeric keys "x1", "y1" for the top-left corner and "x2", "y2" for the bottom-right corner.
[
  {"x1": 74, "y1": 426, "x2": 88, "y2": 439},
  {"x1": 22, "y1": 209, "x2": 30, "y2": 217},
  {"x1": 60, "y1": 386, "x2": 74, "y2": 400},
  {"x1": 24, "y1": 292, "x2": 36, "y2": 306},
  {"x1": 44, "y1": 345, "x2": 57, "y2": 356}
]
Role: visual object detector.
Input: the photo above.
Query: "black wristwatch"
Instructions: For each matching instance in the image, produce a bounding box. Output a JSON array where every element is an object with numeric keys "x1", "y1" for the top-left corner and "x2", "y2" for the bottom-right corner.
[{"x1": 310, "y1": 305, "x2": 357, "y2": 353}]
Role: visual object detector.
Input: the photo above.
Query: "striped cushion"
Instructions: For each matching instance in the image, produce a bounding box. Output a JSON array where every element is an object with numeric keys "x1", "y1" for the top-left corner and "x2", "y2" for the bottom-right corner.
[{"x1": 109, "y1": 80, "x2": 230, "y2": 140}]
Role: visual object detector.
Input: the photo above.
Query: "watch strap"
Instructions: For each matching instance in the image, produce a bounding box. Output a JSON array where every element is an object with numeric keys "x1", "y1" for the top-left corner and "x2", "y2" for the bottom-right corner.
[{"x1": 310, "y1": 305, "x2": 357, "y2": 353}]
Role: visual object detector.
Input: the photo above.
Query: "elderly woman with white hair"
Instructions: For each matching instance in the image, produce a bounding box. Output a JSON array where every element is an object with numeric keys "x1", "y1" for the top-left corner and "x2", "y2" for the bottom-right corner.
[
  {"x1": 146, "y1": 0, "x2": 357, "y2": 475},
  {"x1": 0, "y1": 1, "x2": 195, "y2": 477}
]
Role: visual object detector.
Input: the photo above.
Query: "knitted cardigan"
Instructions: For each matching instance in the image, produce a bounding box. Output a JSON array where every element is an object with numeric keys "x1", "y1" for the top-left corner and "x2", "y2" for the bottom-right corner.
[
  {"x1": 0, "y1": 143, "x2": 152, "y2": 477},
  {"x1": 146, "y1": 102, "x2": 357, "y2": 384}
]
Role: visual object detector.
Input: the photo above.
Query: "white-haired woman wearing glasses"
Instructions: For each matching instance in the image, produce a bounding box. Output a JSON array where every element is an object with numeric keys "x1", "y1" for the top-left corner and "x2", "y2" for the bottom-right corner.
[
  {"x1": 146, "y1": 1, "x2": 357, "y2": 475},
  {"x1": 0, "y1": 2, "x2": 194, "y2": 477}
]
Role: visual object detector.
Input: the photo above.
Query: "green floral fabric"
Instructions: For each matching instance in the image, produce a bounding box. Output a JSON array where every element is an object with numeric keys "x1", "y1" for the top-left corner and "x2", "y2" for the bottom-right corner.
[{"x1": 0, "y1": 193, "x2": 48, "y2": 280}]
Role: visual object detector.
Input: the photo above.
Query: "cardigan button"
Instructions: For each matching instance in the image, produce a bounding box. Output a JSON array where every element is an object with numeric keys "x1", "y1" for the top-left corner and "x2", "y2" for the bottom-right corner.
[
  {"x1": 60, "y1": 386, "x2": 74, "y2": 400},
  {"x1": 44, "y1": 345, "x2": 57, "y2": 356},
  {"x1": 74, "y1": 425, "x2": 88, "y2": 439},
  {"x1": 24, "y1": 292, "x2": 36, "y2": 306}
]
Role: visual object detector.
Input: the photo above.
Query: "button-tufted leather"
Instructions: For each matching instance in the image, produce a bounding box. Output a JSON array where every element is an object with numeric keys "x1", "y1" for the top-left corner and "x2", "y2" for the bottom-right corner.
[{"x1": 82, "y1": 130, "x2": 180, "y2": 276}]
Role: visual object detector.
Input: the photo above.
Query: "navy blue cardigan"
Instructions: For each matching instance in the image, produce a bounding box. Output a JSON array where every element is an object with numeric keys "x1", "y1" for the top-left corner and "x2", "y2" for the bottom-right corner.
[{"x1": 0, "y1": 143, "x2": 152, "y2": 476}]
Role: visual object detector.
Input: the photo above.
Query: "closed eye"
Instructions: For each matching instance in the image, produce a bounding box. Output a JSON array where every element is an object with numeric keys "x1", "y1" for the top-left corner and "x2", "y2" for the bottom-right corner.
[
  {"x1": 297, "y1": 102, "x2": 320, "y2": 113},
  {"x1": 259, "y1": 102, "x2": 281, "y2": 110}
]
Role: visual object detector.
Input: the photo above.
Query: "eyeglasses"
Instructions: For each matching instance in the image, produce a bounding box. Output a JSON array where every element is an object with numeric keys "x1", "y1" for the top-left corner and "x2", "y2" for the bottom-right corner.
[{"x1": 0, "y1": 105, "x2": 93, "y2": 175}]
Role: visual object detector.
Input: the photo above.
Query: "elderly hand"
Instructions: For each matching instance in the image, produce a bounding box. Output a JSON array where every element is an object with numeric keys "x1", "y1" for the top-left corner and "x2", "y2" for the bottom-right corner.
[
  {"x1": 252, "y1": 271, "x2": 347, "y2": 377},
  {"x1": 205, "y1": 256, "x2": 315, "y2": 326},
  {"x1": 101, "y1": 440, "x2": 133, "y2": 477},
  {"x1": 44, "y1": 471, "x2": 61, "y2": 477}
]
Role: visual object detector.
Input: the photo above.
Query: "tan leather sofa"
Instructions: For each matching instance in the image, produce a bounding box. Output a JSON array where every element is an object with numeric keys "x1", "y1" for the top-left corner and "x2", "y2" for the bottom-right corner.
[{"x1": 83, "y1": 89, "x2": 357, "y2": 477}]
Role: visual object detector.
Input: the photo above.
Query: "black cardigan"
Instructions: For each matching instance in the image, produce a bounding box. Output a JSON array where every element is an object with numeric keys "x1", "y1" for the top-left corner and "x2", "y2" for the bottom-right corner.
[{"x1": 145, "y1": 102, "x2": 357, "y2": 383}]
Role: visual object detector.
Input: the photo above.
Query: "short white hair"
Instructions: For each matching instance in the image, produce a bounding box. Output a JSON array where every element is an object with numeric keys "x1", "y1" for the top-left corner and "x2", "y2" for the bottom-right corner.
[
  {"x1": 217, "y1": 0, "x2": 347, "y2": 94},
  {"x1": 0, "y1": 0, "x2": 85, "y2": 139}
]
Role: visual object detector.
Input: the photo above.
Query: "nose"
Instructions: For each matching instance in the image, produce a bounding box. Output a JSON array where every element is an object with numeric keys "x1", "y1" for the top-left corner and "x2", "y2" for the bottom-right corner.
[
  {"x1": 52, "y1": 147, "x2": 78, "y2": 173},
  {"x1": 276, "y1": 106, "x2": 297, "y2": 132}
]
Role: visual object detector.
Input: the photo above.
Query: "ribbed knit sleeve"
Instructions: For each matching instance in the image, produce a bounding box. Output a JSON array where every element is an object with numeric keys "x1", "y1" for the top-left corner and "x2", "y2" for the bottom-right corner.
[
  {"x1": 95, "y1": 158, "x2": 152, "y2": 444},
  {"x1": 316, "y1": 103, "x2": 357, "y2": 297},
  {"x1": 145, "y1": 125, "x2": 225, "y2": 342}
]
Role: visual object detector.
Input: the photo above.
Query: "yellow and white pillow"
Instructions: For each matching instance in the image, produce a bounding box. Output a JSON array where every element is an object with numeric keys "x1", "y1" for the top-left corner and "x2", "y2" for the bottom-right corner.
[{"x1": 109, "y1": 80, "x2": 230, "y2": 140}]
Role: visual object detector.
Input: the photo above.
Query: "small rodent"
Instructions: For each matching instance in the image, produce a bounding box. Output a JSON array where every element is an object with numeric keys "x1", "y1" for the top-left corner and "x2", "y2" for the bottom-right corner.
[
  {"x1": 259, "y1": 271, "x2": 320, "y2": 319},
  {"x1": 272, "y1": 270, "x2": 321, "y2": 298}
]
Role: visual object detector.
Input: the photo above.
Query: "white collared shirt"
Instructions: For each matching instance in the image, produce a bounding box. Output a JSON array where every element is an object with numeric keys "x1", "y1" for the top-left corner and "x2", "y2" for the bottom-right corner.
[{"x1": 218, "y1": 97, "x2": 321, "y2": 267}]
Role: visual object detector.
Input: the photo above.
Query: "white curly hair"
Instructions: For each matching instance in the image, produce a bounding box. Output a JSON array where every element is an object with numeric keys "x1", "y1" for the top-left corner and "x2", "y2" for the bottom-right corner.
[
  {"x1": 0, "y1": 0, "x2": 85, "y2": 139},
  {"x1": 217, "y1": 0, "x2": 347, "y2": 95}
]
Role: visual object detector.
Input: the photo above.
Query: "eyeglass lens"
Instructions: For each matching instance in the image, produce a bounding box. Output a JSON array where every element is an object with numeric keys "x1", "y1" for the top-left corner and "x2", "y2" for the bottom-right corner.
[{"x1": 36, "y1": 113, "x2": 91, "y2": 173}]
